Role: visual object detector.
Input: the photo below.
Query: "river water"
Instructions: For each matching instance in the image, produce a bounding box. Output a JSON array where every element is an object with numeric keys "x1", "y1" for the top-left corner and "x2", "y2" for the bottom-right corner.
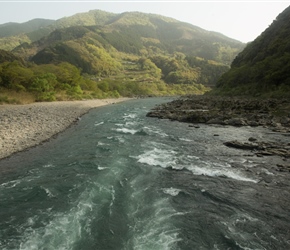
[{"x1": 0, "y1": 98, "x2": 290, "y2": 250}]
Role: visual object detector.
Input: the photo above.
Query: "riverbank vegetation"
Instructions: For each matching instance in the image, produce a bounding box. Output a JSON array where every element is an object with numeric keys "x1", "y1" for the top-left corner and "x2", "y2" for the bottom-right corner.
[{"x1": 0, "y1": 55, "x2": 210, "y2": 104}]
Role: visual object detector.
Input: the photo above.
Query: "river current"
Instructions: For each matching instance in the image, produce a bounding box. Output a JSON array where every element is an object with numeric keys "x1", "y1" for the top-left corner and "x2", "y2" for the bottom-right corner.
[{"x1": 0, "y1": 98, "x2": 290, "y2": 250}]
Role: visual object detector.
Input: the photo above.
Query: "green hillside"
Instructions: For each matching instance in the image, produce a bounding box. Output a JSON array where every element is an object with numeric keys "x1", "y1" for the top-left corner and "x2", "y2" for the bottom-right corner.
[
  {"x1": 11, "y1": 11, "x2": 243, "y2": 83},
  {"x1": 214, "y1": 5, "x2": 290, "y2": 97},
  {"x1": 0, "y1": 10, "x2": 245, "y2": 103},
  {"x1": 0, "y1": 49, "x2": 24, "y2": 64},
  {"x1": 0, "y1": 18, "x2": 55, "y2": 38},
  {"x1": 1, "y1": 10, "x2": 243, "y2": 63},
  {"x1": 0, "y1": 10, "x2": 116, "y2": 50}
]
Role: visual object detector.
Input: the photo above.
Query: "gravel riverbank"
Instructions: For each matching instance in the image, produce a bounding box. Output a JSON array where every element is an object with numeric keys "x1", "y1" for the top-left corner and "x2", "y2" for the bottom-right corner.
[{"x1": 0, "y1": 98, "x2": 129, "y2": 159}]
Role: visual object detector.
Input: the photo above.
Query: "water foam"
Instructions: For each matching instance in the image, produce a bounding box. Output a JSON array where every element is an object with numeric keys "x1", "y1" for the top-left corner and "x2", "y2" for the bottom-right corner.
[
  {"x1": 185, "y1": 162, "x2": 258, "y2": 183},
  {"x1": 136, "y1": 148, "x2": 178, "y2": 169},
  {"x1": 43, "y1": 164, "x2": 54, "y2": 168},
  {"x1": 40, "y1": 186, "x2": 55, "y2": 198},
  {"x1": 123, "y1": 113, "x2": 137, "y2": 119},
  {"x1": 109, "y1": 186, "x2": 115, "y2": 215},
  {"x1": 162, "y1": 187, "x2": 181, "y2": 196},
  {"x1": 106, "y1": 135, "x2": 125, "y2": 143},
  {"x1": 94, "y1": 122, "x2": 104, "y2": 126},
  {"x1": 179, "y1": 138, "x2": 192, "y2": 142},
  {"x1": 17, "y1": 179, "x2": 118, "y2": 250},
  {"x1": 0, "y1": 179, "x2": 21, "y2": 189},
  {"x1": 186, "y1": 163, "x2": 257, "y2": 183},
  {"x1": 19, "y1": 197, "x2": 94, "y2": 249},
  {"x1": 98, "y1": 166, "x2": 108, "y2": 170},
  {"x1": 125, "y1": 121, "x2": 138, "y2": 126},
  {"x1": 184, "y1": 155, "x2": 258, "y2": 183},
  {"x1": 115, "y1": 128, "x2": 138, "y2": 135},
  {"x1": 143, "y1": 126, "x2": 169, "y2": 137},
  {"x1": 125, "y1": 196, "x2": 181, "y2": 250},
  {"x1": 135, "y1": 144, "x2": 257, "y2": 183}
]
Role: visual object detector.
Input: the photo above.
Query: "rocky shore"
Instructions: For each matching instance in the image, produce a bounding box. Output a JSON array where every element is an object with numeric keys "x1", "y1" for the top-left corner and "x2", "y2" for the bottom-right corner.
[
  {"x1": 0, "y1": 98, "x2": 129, "y2": 159},
  {"x1": 147, "y1": 95, "x2": 290, "y2": 170},
  {"x1": 147, "y1": 96, "x2": 290, "y2": 131}
]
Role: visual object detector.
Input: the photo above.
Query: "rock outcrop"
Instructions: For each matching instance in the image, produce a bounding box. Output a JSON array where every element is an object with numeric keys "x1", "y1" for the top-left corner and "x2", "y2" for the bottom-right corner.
[{"x1": 147, "y1": 96, "x2": 290, "y2": 132}]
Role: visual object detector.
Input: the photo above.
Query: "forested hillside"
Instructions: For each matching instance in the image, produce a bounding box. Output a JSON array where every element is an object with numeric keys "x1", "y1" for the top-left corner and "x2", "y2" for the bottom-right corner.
[
  {"x1": 215, "y1": 5, "x2": 290, "y2": 97},
  {"x1": 0, "y1": 10, "x2": 244, "y2": 103},
  {"x1": 0, "y1": 19, "x2": 54, "y2": 38}
]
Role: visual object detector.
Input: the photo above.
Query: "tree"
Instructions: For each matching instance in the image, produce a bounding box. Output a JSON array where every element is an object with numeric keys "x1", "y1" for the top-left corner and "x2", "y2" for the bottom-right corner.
[
  {"x1": 0, "y1": 61, "x2": 33, "y2": 91},
  {"x1": 138, "y1": 58, "x2": 161, "y2": 78},
  {"x1": 29, "y1": 73, "x2": 57, "y2": 101}
]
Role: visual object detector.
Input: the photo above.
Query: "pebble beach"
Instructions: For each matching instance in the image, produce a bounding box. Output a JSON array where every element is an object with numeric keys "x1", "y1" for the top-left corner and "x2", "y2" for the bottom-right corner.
[{"x1": 0, "y1": 98, "x2": 129, "y2": 159}]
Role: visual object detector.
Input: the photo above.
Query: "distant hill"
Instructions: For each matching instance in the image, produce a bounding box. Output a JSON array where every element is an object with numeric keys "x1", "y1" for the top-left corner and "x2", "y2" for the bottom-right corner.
[
  {"x1": 0, "y1": 10, "x2": 244, "y2": 88},
  {"x1": 215, "y1": 5, "x2": 290, "y2": 97},
  {"x1": 0, "y1": 18, "x2": 55, "y2": 38},
  {"x1": 0, "y1": 9, "x2": 245, "y2": 103},
  {"x1": 1, "y1": 10, "x2": 244, "y2": 65},
  {"x1": 0, "y1": 10, "x2": 119, "y2": 50},
  {"x1": 26, "y1": 10, "x2": 117, "y2": 42}
]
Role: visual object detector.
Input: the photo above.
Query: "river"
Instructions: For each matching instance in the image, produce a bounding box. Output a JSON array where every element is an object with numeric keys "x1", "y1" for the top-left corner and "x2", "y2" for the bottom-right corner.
[{"x1": 0, "y1": 98, "x2": 290, "y2": 250}]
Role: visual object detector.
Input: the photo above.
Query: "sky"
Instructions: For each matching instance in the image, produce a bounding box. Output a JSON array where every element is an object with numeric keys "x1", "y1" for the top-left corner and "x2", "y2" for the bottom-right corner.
[{"x1": 0, "y1": 1, "x2": 289, "y2": 43}]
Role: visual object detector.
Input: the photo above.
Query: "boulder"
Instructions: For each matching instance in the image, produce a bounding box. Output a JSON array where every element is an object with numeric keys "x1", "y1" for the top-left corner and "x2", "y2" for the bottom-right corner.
[{"x1": 224, "y1": 140, "x2": 259, "y2": 150}]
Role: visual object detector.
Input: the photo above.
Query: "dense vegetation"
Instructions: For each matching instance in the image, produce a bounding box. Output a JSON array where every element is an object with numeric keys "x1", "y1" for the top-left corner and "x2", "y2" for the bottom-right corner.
[
  {"x1": 214, "y1": 5, "x2": 290, "y2": 97},
  {"x1": 0, "y1": 10, "x2": 244, "y2": 103},
  {"x1": 0, "y1": 58, "x2": 209, "y2": 103}
]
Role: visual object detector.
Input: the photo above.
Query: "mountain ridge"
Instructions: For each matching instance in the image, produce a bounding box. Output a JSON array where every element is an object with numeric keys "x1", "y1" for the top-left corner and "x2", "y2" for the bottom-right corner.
[
  {"x1": 0, "y1": 9, "x2": 244, "y2": 55},
  {"x1": 214, "y1": 5, "x2": 290, "y2": 97},
  {"x1": 8, "y1": 10, "x2": 244, "y2": 80},
  {"x1": 0, "y1": 9, "x2": 245, "y2": 102}
]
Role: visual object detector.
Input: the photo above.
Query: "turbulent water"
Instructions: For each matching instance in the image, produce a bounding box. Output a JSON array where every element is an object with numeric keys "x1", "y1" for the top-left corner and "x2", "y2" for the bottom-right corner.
[{"x1": 1, "y1": 98, "x2": 290, "y2": 250}]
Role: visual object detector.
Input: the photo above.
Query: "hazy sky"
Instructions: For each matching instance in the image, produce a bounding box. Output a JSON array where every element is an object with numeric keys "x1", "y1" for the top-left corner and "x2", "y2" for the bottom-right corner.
[{"x1": 0, "y1": 1, "x2": 289, "y2": 43}]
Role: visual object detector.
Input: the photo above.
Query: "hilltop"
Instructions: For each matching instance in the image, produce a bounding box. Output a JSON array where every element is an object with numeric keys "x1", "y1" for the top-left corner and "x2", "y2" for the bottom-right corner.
[{"x1": 0, "y1": 18, "x2": 54, "y2": 39}]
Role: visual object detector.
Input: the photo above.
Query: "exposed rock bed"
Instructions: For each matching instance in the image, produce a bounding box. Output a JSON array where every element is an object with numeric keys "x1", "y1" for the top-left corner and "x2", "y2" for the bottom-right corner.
[
  {"x1": 147, "y1": 96, "x2": 290, "y2": 170},
  {"x1": 147, "y1": 96, "x2": 290, "y2": 131},
  {"x1": 0, "y1": 98, "x2": 129, "y2": 159},
  {"x1": 224, "y1": 139, "x2": 290, "y2": 161}
]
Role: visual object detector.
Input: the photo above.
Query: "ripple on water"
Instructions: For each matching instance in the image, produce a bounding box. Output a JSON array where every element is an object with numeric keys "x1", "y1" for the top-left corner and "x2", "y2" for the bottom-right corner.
[
  {"x1": 18, "y1": 180, "x2": 114, "y2": 250},
  {"x1": 134, "y1": 143, "x2": 257, "y2": 183}
]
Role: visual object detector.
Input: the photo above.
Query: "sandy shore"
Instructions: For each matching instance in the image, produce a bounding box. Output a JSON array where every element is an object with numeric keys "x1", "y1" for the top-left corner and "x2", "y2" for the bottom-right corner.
[{"x1": 0, "y1": 98, "x2": 130, "y2": 160}]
